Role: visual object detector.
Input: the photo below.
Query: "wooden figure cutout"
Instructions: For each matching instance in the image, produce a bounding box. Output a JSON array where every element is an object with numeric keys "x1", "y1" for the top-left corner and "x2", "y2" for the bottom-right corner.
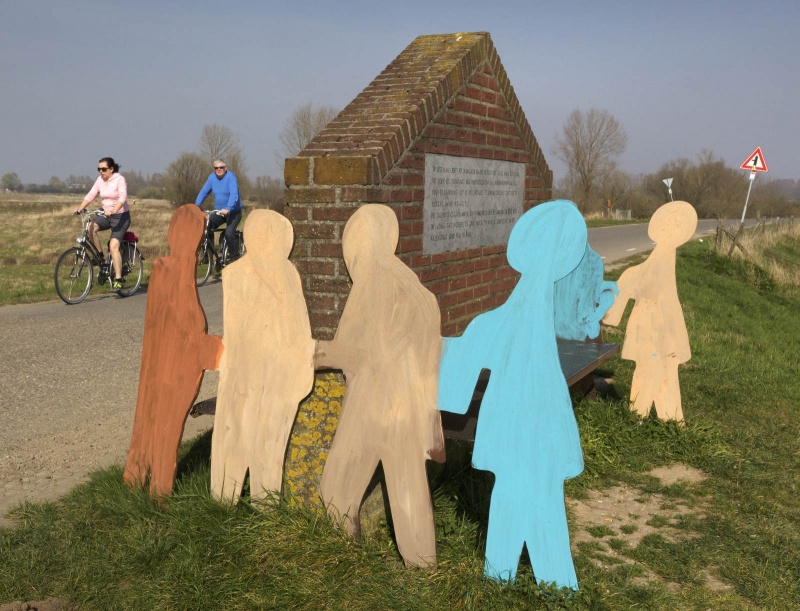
[
  {"x1": 210, "y1": 209, "x2": 315, "y2": 503},
  {"x1": 555, "y1": 244, "x2": 618, "y2": 341},
  {"x1": 124, "y1": 204, "x2": 223, "y2": 498},
  {"x1": 315, "y1": 204, "x2": 445, "y2": 568},
  {"x1": 437, "y1": 200, "x2": 591, "y2": 589},
  {"x1": 602, "y1": 200, "x2": 698, "y2": 422}
]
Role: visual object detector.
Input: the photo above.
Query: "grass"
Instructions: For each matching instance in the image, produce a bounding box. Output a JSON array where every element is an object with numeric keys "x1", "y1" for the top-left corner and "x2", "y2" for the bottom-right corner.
[{"x1": 1, "y1": 207, "x2": 799, "y2": 609}]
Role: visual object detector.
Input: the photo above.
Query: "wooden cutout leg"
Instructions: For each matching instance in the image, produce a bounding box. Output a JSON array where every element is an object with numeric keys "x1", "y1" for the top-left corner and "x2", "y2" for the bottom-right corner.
[
  {"x1": 382, "y1": 454, "x2": 436, "y2": 567},
  {"x1": 654, "y1": 359, "x2": 684, "y2": 423},
  {"x1": 630, "y1": 361, "x2": 658, "y2": 418},
  {"x1": 320, "y1": 436, "x2": 380, "y2": 539},
  {"x1": 250, "y1": 404, "x2": 297, "y2": 500},
  {"x1": 525, "y1": 480, "x2": 578, "y2": 589},
  {"x1": 483, "y1": 477, "x2": 525, "y2": 582},
  {"x1": 148, "y1": 419, "x2": 186, "y2": 498},
  {"x1": 210, "y1": 419, "x2": 248, "y2": 504}
]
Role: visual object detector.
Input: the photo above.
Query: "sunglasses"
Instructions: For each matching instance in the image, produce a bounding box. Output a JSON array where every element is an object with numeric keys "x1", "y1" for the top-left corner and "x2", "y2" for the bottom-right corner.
[
  {"x1": 98, "y1": 167, "x2": 110, "y2": 172},
  {"x1": 214, "y1": 166, "x2": 226, "y2": 170}
]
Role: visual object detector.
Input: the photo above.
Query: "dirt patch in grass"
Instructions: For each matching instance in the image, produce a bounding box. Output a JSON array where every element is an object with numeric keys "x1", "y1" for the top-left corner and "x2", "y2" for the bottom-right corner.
[{"x1": 570, "y1": 464, "x2": 733, "y2": 592}]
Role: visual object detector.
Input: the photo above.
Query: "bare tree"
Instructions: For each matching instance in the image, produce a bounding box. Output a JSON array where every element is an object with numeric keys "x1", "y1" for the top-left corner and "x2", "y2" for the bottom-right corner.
[
  {"x1": 276, "y1": 103, "x2": 340, "y2": 167},
  {"x1": 197, "y1": 123, "x2": 250, "y2": 197},
  {"x1": 554, "y1": 108, "x2": 628, "y2": 214},
  {"x1": 165, "y1": 152, "x2": 208, "y2": 207}
]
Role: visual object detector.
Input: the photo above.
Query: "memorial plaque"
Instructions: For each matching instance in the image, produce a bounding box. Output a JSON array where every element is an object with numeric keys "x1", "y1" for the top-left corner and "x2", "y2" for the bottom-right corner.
[{"x1": 423, "y1": 154, "x2": 525, "y2": 255}]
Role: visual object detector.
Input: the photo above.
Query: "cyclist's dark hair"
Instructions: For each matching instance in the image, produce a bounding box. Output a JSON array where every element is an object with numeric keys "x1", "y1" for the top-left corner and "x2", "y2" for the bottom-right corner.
[{"x1": 99, "y1": 157, "x2": 121, "y2": 173}]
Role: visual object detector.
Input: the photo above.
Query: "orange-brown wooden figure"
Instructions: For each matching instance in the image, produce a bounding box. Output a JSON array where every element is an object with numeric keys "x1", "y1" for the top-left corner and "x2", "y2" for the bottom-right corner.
[
  {"x1": 315, "y1": 204, "x2": 445, "y2": 568},
  {"x1": 210, "y1": 210, "x2": 315, "y2": 503},
  {"x1": 123, "y1": 204, "x2": 223, "y2": 498},
  {"x1": 602, "y1": 201, "x2": 698, "y2": 422}
]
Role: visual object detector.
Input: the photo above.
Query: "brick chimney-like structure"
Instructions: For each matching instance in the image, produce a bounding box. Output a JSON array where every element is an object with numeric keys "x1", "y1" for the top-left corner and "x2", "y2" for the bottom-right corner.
[{"x1": 283, "y1": 32, "x2": 553, "y2": 509}]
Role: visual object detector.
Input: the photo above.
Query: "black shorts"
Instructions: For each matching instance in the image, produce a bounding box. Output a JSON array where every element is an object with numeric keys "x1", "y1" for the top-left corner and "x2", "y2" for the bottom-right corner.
[{"x1": 94, "y1": 211, "x2": 131, "y2": 242}]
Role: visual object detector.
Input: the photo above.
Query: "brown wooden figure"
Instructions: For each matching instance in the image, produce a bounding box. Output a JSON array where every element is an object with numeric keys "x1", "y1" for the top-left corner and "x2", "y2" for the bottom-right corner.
[
  {"x1": 315, "y1": 204, "x2": 445, "y2": 568},
  {"x1": 123, "y1": 204, "x2": 223, "y2": 498},
  {"x1": 210, "y1": 210, "x2": 315, "y2": 503},
  {"x1": 602, "y1": 201, "x2": 698, "y2": 422}
]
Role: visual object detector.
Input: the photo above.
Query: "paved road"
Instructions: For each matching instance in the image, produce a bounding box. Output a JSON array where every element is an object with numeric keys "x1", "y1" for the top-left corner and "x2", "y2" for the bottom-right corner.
[
  {"x1": 0, "y1": 280, "x2": 223, "y2": 526},
  {"x1": 0, "y1": 217, "x2": 740, "y2": 524},
  {"x1": 588, "y1": 218, "x2": 748, "y2": 267}
]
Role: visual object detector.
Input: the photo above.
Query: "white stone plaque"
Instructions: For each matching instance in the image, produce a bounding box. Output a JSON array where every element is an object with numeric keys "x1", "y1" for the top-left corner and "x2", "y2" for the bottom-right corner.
[{"x1": 423, "y1": 154, "x2": 525, "y2": 255}]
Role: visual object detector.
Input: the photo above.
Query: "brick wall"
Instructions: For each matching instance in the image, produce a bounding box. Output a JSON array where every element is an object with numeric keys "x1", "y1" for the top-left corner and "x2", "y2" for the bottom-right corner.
[{"x1": 285, "y1": 32, "x2": 552, "y2": 338}]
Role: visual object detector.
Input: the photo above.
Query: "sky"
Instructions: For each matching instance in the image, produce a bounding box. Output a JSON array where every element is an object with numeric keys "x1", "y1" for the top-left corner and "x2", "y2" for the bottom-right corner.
[{"x1": 2, "y1": 0, "x2": 798, "y2": 187}]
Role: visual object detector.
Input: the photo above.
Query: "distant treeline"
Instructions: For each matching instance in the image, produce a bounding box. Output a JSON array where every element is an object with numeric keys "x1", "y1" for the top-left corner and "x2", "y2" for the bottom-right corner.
[
  {"x1": 554, "y1": 151, "x2": 800, "y2": 219},
  {"x1": 1, "y1": 170, "x2": 285, "y2": 210}
]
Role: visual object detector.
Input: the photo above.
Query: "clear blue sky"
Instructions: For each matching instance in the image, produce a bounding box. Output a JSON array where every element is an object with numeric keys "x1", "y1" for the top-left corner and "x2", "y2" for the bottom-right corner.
[{"x1": 2, "y1": 0, "x2": 798, "y2": 185}]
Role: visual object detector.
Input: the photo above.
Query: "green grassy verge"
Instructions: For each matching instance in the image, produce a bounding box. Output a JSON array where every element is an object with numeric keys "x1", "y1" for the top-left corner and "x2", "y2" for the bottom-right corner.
[{"x1": 1, "y1": 238, "x2": 799, "y2": 610}]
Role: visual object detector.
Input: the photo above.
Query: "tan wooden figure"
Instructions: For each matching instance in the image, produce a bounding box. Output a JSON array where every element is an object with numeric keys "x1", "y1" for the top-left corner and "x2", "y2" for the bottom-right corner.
[
  {"x1": 124, "y1": 204, "x2": 223, "y2": 498},
  {"x1": 315, "y1": 204, "x2": 445, "y2": 568},
  {"x1": 210, "y1": 210, "x2": 315, "y2": 503},
  {"x1": 602, "y1": 201, "x2": 698, "y2": 422}
]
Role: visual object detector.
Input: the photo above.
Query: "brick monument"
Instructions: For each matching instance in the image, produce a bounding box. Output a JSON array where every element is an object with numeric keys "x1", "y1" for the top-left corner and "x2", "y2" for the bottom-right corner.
[{"x1": 283, "y1": 32, "x2": 553, "y2": 511}]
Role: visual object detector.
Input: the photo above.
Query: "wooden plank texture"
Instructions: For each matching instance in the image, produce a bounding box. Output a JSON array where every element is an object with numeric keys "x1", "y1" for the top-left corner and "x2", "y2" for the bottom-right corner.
[
  {"x1": 123, "y1": 204, "x2": 223, "y2": 498},
  {"x1": 210, "y1": 210, "x2": 315, "y2": 503},
  {"x1": 602, "y1": 201, "x2": 698, "y2": 422},
  {"x1": 315, "y1": 204, "x2": 445, "y2": 568}
]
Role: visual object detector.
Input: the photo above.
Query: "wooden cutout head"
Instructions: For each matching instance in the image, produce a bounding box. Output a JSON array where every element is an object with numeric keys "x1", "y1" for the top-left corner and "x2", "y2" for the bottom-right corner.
[
  {"x1": 648, "y1": 201, "x2": 698, "y2": 247},
  {"x1": 167, "y1": 204, "x2": 205, "y2": 258},
  {"x1": 507, "y1": 199, "x2": 587, "y2": 280},
  {"x1": 341, "y1": 204, "x2": 399, "y2": 280},
  {"x1": 244, "y1": 209, "x2": 294, "y2": 260}
]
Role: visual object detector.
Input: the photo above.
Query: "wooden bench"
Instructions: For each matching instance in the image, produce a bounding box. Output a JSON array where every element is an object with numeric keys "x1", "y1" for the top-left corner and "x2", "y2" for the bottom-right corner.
[{"x1": 439, "y1": 338, "x2": 619, "y2": 442}]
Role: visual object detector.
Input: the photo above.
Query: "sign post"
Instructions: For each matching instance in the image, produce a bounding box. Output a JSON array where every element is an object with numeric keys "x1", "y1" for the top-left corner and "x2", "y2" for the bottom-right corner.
[
  {"x1": 662, "y1": 177, "x2": 674, "y2": 201},
  {"x1": 738, "y1": 147, "x2": 768, "y2": 224}
]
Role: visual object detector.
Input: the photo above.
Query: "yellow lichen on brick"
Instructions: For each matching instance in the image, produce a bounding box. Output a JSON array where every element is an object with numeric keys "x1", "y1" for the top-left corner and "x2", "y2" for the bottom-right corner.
[{"x1": 284, "y1": 372, "x2": 346, "y2": 506}]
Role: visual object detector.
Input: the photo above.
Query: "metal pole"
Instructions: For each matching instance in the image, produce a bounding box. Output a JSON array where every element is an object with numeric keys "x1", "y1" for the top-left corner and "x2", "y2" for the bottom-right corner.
[{"x1": 740, "y1": 170, "x2": 756, "y2": 224}]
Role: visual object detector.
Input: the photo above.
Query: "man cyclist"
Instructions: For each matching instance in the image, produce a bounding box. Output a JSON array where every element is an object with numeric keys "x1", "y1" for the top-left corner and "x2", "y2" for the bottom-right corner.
[{"x1": 195, "y1": 159, "x2": 242, "y2": 261}]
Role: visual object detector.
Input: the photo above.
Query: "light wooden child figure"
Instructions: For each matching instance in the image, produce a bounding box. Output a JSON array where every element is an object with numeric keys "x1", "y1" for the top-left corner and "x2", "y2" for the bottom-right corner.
[
  {"x1": 315, "y1": 204, "x2": 445, "y2": 568},
  {"x1": 124, "y1": 204, "x2": 223, "y2": 498},
  {"x1": 602, "y1": 200, "x2": 698, "y2": 422},
  {"x1": 210, "y1": 210, "x2": 315, "y2": 503}
]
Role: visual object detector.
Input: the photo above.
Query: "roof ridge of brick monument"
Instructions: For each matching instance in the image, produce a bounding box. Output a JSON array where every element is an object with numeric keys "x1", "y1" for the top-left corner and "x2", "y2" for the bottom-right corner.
[{"x1": 284, "y1": 32, "x2": 551, "y2": 188}]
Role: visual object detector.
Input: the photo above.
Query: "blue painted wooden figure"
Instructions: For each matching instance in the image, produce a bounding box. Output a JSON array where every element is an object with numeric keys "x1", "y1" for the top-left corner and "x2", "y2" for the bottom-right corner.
[{"x1": 438, "y1": 200, "x2": 605, "y2": 589}]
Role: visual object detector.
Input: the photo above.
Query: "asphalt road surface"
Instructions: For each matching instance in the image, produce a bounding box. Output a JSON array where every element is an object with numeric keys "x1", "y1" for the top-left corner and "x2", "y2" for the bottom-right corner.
[{"x1": 0, "y1": 217, "x2": 741, "y2": 525}]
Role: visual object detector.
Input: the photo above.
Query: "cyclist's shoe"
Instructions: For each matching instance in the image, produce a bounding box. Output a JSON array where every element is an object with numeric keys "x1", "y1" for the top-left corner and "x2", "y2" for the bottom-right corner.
[
  {"x1": 111, "y1": 278, "x2": 125, "y2": 292},
  {"x1": 122, "y1": 262, "x2": 131, "y2": 275}
]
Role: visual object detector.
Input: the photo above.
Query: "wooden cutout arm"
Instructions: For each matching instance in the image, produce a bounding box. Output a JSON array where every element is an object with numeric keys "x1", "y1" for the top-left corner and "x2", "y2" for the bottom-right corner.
[
  {"x1": 437, "y1": 334, "x2": 486, "y2": 415},
  {"x1": 199, "y1": 334, "x2": 224, "y2": 371},
  {"x1": 314, "y1": 339, "x2": 366, "y2": 372},
  {"x1": 602, "y1": 270, "x2": 632, "y2": 327}
]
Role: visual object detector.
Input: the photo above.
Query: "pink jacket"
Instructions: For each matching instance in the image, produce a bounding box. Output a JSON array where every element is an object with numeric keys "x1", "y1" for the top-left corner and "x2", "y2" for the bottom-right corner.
[{"x1": 85, "y1": 173, "x2": 129, "y2": 215}]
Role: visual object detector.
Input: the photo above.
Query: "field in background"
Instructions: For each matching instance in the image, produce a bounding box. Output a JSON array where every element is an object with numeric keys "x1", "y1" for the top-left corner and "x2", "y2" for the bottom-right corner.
[{"x1": 0, "y1": 193, "x2": 233, "y2": 305}]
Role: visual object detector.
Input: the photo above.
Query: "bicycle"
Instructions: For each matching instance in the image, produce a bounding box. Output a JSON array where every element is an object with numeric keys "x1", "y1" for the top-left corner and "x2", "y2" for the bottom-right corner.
[
  {"x1": 54, "y1": 209, "x2": 144, "y2": 304},
  {"x1": 196, "y1": 210, "x2": 246, "y2": 286}
]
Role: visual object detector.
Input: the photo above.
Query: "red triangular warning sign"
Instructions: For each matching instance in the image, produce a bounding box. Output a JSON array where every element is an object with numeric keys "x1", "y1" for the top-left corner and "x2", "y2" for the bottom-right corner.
[{"x1": 740, "y1": 147, "x2": 768, "y2": 172}]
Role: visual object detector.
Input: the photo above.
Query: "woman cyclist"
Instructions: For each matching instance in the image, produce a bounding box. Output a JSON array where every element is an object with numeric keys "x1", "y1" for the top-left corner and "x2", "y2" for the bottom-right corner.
[{"x1": 73, "y1": 157, "x2": 130, "y2": 292}]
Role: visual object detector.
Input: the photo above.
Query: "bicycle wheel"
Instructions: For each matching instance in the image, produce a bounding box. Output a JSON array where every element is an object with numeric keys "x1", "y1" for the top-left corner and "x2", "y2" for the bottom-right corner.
[
  {"x1": 54, "y1": 247, "x2": 93, "y2": 304},
  {"x1": 237, "y1": 231, "x2": 246, "y2": 257},
  {"x1": 119, "y1": 243, "x2": 143, "y2": 297},
  {"x1": 220, "y1": 234, "x2": 244, "y2": 267},
  {"x1": 196, "y1": 240, "x2": 212, "y2": 286}
]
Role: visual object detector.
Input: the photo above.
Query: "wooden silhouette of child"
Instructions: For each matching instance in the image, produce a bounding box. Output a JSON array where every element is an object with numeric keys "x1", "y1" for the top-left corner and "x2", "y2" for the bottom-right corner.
[
  {"x1": 124, "y1": 204, "x2": 223, "y2": 498},
  {"x1": 210, "y1": 209, "x2": 315, "y2": 503},
  {"x1": 315, "y1": 204, "x2": 445, "y2": 568},
  {"x1": 602, "y1": 200, "x2": 698, "y2": 422},
  {"x1": 437, "y1": 200, "x2": 590, "y2": 589}
]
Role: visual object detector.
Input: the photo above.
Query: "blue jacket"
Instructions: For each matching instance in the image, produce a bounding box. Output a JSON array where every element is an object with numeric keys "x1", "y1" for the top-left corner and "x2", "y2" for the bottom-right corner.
[{"x1": 195, "y1": 170, "x2": 242, "y2": 212}]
